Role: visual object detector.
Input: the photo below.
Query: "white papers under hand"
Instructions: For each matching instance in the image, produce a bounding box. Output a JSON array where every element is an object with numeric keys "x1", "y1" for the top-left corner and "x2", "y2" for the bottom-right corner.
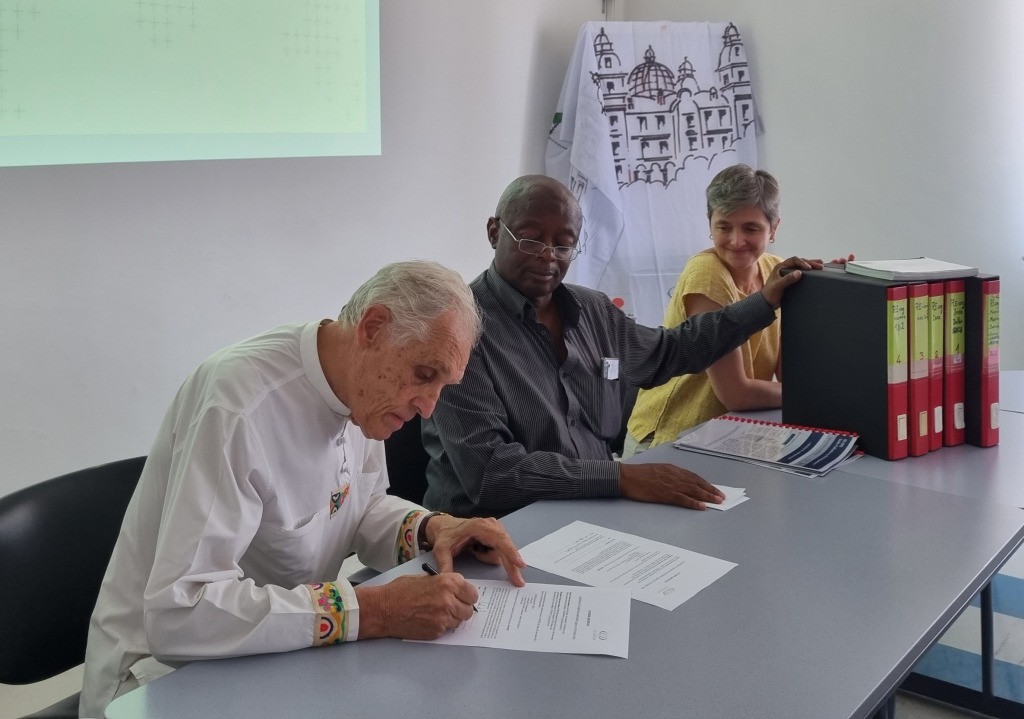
[
  {"x1": 707, "y1": 485, "x2": 748, "y2": 511},
  {"x1": 520, "y1": 521, "x2": 736, "y2": 611},
  {"x1": 408, "y1": 580, "x2": 629, "y2": 658}
]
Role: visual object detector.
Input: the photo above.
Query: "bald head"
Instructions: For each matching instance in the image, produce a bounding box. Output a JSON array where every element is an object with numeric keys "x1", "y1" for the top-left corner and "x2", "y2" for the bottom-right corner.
[
  {"x1": 487, "y1": 175, "x2": 583, "y2": 303},
  {"x1": 494, "y1": 175, "x2": 583, "y2": 232}
]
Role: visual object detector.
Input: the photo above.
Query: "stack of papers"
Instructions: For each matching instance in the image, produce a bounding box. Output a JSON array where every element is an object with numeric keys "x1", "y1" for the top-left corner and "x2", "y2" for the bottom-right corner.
[
  {"x1": 673, "y1": 416, "x2": 860, "y2": 478},
  {"x1": 844, "y1": 257, "x2": 978, "y2": 281},
  {"x1": 709, "y1": 484, "x2": 748, "y2": 510}
]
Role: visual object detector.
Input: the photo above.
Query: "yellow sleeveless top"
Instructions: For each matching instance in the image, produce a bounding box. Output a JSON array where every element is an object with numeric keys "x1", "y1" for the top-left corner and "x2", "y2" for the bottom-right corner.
[{"x1": 627, "y1": 251, "x2": 783, "y2": 448}]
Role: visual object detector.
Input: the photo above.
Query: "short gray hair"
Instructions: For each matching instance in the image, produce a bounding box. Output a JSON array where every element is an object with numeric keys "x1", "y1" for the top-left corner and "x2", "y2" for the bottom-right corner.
[
  {"x1": 338, "y1": 261, "x2": 481, "y2": 346},
  {"x1": 706, "y1": 164, "x2": 780, "y2": 226}
]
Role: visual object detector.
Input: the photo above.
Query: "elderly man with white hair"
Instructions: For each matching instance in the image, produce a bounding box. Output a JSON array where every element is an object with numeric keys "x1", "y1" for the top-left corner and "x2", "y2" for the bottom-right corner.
[{"x1": 80, "y1": 261, "x2": 527, "y2": 718}]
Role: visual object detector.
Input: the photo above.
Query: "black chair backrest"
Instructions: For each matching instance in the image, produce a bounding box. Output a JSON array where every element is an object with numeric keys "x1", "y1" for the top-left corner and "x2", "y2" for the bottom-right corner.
[
  {"x1": 384, "y1": 415, "x2": 430, "y2": 505},
  {"x1": 0, "y1": 456, "x2": 146, "y2": 684}
]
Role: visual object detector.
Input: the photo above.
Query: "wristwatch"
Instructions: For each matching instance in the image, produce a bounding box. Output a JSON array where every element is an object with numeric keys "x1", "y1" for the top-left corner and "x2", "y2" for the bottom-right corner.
[{"x1": 417, "y1": 511, "x2": 448, "y2": 551}]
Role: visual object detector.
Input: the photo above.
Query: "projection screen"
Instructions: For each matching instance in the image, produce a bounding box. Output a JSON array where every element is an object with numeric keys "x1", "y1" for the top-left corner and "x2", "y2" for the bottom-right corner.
[{"x1": 0, "y1": 0, "x2": 380, "y2": 166}]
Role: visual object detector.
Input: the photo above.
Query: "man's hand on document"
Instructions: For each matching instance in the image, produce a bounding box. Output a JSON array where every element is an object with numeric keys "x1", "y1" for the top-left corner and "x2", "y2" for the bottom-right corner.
[{"x1": 619, "y1": 463, "x2": 726, "y2": 510}]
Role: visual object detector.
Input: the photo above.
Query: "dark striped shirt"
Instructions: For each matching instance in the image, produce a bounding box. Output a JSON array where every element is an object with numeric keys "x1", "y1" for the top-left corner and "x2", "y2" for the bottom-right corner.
[{"x1": 421, "y1": 263, "x2": 777, "y2": 517}]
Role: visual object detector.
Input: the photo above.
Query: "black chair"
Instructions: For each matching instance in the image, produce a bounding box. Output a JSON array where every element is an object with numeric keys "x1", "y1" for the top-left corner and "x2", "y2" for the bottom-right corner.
[
  {"x1": 0, "y1": 457, "x2": 146, "y2": 718},
  {"x1": 383, "y1": 415, "x2": 431, "y2": 505}
]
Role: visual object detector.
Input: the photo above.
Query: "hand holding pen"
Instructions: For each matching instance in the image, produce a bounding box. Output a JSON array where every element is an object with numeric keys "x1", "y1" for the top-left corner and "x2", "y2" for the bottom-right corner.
[
  {"x1": 353, "y1": 568, "x2": 479, "y2": 641},
  {"x1": 423, "y1": 562, "x2": 477, "y2": 612}
]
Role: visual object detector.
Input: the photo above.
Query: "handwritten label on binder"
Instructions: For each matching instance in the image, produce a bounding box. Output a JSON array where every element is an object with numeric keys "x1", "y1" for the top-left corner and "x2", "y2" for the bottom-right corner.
[
  {"x1": 887, "y1": 297, "x2": 908, "y2": 384},
  {"x1": 947, "y1": 291, "x2": 965, "y2": 362},
  {"x1": 985, "y1": 293, "x2": 1000, "y2": 376},
  {"x1": 929, "y1": 293, "x2": 944, "y2": 362},
  {"x1": 911, "y1": 293, "x2": 930, "y2": 380}
]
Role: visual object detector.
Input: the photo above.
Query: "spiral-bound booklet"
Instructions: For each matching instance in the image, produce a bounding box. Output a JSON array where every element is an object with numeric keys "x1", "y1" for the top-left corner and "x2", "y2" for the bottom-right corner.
[{"x1": 672, "y1": 415, "x2": 861, "y2": 478}]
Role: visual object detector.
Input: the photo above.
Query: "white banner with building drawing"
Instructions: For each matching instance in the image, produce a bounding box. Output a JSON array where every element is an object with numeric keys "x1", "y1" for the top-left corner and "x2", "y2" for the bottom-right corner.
[{"x1": 546, "y1": 21, "x2": 759, "y2": 326}]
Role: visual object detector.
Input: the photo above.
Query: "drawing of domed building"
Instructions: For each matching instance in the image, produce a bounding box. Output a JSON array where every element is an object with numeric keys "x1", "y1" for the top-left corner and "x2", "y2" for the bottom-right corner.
[{"x1": 590, "y1": 24, "x2": 755, "y2": 187}]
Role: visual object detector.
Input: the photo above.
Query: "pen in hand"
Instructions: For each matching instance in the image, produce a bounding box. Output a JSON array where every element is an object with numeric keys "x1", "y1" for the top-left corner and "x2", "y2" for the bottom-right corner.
[{"x1": 422, "y1": 562, "x2": 478, "y2": 612}]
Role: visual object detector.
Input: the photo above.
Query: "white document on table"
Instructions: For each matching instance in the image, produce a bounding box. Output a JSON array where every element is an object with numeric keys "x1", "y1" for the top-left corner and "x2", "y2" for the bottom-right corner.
[
  {"x1": 519, "y1": 521, "x2": 737, "y2": 611},
  {"x1": 408, "y1": 579, "x2": 630, "y2": 658},
  {"x1": 708, "y1": 484, "x2": 748, "y2": 511}
]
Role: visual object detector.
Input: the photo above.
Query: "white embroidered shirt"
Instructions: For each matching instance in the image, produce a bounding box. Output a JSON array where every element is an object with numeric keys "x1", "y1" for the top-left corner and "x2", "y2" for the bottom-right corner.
[{"x1": 80, "y1": 322, "x2": 428, "y2": 718}]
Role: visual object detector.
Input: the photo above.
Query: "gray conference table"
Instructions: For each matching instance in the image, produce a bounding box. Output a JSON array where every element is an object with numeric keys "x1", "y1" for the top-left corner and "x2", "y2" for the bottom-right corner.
[
  {"x1": 704, "y1": 369, "x2": 1024, "y2": 716},
  {"x1": 105, "y1": 449, "x2": 1024, "y2": 719},
  {"x1": 806, "y1": 371, "x2": 1024, "y2": 717}
]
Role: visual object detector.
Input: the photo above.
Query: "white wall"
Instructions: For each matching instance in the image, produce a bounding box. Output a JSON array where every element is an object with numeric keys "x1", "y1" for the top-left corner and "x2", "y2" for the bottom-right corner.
[
  {"x1": 626, "y1": 0, "x2": 1024, "y2": 368},
  {"x1": 0, "y1": 0, "x2": 605, "y2": 499},
  {"x1": 4, "y1": 0, "x2": 1023, "y2": 500}
]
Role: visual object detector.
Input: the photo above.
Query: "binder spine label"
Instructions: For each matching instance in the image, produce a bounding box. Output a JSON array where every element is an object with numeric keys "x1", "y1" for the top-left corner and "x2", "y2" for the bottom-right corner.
[
  {"x1": 929, "y1": 293, "x2": 944, "y2": 367},
  {"x1": 907, "y1": 286, "x2": 931, "y2": 455},
  {"x1": 944, "y1": 282, "x2": 966, "y2": 446},
  {"x1": 928, "y1": 284, "x2": 944, "y2": 450},
  {"x1": 887, "y1": 297, "x2": 908, "y2": 384},
  {"x1": 887, "y1": 289, "x2": 910, "y2": 459},
  {"x1": 979, "y1": 281, "x2": 1000, "y2": 444},
  {"x1": 910, "y1": 292, "x2": 929, "y2": 380},
  {"x1": 947, "y1": 291, "x2": 965, "y2": 370},
  {"x1": 985, "y1": 292, "x2": 1000, "y2": 378}
]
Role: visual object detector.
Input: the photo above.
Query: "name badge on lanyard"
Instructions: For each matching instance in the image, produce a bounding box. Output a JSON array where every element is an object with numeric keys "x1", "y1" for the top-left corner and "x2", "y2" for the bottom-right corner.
[{"x1": 601, "y1": 357, "x2": 619, "y2": 380}]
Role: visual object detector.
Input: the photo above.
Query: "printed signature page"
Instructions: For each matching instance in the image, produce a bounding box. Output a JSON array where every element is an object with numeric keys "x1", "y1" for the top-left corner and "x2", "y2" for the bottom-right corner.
[
  {"x1": 409, "y1": 579, "x2": 629, "y2": 658},
  {"x1": 520, "y1": 521, "x2": 736, "y2": 610}
]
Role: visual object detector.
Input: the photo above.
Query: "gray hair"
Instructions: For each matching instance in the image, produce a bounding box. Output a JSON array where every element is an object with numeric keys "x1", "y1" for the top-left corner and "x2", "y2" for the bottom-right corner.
[
  {"x1": 706, "y1": 164, "x2": 780, "y2": 226},
  {"x1": 338, "y1": 261, "x2": 482, "y2": 346}
]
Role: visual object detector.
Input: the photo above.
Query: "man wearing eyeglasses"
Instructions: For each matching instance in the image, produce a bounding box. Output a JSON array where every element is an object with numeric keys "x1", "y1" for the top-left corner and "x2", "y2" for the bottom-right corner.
[{"x1": 421, "y1": 174, "x2": 818, "y2": 518}]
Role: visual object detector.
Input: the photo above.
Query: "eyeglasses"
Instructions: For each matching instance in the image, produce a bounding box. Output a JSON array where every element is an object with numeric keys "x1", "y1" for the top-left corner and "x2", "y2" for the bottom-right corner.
[{"x1": 500, "y1": 220, "x2": 580, "y2": 262}]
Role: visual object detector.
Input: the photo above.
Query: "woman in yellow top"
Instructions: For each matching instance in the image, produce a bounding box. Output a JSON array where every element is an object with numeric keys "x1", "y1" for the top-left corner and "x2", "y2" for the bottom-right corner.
[{"x1": 624, "y1": 164, "x2": 850, "y2": 457}]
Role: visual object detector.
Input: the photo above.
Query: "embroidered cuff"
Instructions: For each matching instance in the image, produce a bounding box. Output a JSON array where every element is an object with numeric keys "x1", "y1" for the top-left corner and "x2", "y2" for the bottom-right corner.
[
  {"x1": 396, "y1": 509, "x2": 426, "y2": 565},
  {"x1": 581, "y1": 459, "x2": 621, "y2": 498},
  {"x1": 306, "y1": 581, "x2": 359, "y2": 646}
]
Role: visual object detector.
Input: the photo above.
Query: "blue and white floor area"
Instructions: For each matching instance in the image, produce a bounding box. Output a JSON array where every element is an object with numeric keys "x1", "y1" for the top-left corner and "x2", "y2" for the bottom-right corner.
[{"x1": 912, "y1": 545, "x2": 1024, "y2": 703}]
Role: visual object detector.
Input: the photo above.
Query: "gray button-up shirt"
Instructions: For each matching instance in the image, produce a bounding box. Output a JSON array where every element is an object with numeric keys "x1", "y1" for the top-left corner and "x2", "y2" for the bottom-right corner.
[{"x1": 422, "y1": 264, "x2": 777, "y2": 517}]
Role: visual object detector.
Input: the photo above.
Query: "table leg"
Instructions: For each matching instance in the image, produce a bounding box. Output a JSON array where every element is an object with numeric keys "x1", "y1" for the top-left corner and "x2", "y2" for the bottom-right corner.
[
  {"x1": 872, "y1": 693, "x2": 894, "y2": 719},
  {"x1": 900, "y1": 580, "x2": 1022, "y2": 718},
  {"x1": 981, "y1": 581, "x2": 994, "y2": 699}
]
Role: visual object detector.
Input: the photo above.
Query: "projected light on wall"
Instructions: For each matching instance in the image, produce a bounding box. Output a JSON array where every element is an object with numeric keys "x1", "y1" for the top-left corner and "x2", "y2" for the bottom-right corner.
[{"x1": 0, "y1": 0, "x2": 380, "y2": 166}]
